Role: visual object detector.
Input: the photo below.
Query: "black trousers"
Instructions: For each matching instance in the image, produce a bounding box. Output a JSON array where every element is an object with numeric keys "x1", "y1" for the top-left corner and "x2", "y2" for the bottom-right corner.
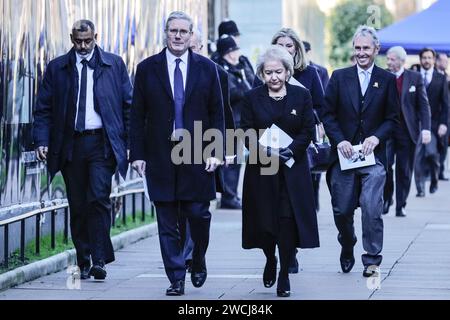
[
  {"x1": 154, "y1": 200, "x2": 211, "y2": 284},
  {"x1": 415, "y1": 132, "x2": 440, "y2": 193},
  {"x1": 61, "y1": 133, "x2": 116, "y2": 268},
  {"x1": 438, "y1": 131, "x2": 449, "y2": 176},
  {"x1": 384, "y1": 134, "x2": 417, "y2": 210},
  {"x1": 221, "y1": 163, "x2": 241, "y2": 202}
]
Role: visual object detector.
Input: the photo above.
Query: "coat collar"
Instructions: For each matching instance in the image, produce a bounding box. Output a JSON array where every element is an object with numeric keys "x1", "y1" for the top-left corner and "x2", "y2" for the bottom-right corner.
[
  {"x1": 60, "y1": 46, "x2": 112, "y2": 69},
  {"x1": 154, "y1": 48, "x2": 201, "y2": 102},
  {"x1": 345, "y1": 64, "x2": 383, "y2": 113}
]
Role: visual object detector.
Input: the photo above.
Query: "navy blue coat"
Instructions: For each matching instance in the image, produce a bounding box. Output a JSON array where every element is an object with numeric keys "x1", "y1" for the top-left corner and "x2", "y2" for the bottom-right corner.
[
  {"x1": 33, "y1": 46, "x2": 133, "y2": 179},
  {"x1": 240, "y1": 83, "x2": 319, "y2": 249},
  {"x1": 321, "y1": 65, "x2": 399, "y2": 168},
  {"x1": 129, "y1": 49, "x2": 225, "y2": 202}
]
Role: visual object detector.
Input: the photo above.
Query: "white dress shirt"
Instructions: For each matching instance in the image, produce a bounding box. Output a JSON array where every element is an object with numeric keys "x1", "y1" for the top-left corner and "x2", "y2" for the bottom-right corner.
[
  {"x1": 166, "y1": 49, "x2": 188, "y2": 96},
  {"x1": 75, "y1": 50, "x2": 103, "y2": 130},
  {"x1": 420, "y1": 67, "x2": 434, "y2": 86},
  {"x1": 357, "y1": 63, "x2": 375, "y2": 94},
  {"x1": 394, "y1": 67, "x2": 405, "y2": 79}
]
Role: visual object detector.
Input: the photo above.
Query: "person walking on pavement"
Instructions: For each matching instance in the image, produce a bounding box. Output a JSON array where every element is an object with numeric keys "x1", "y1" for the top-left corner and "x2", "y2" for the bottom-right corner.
[
  {"x1": 241, "y1": 46, "x2": 319, "y2": 297},
  {"x1": 321, "y1": 26, "x2": 399, "y2": 277},
  {"x1": 414, "y1": 48, "x2": 449, "y2": 197},
  {"x1": 435, "y1": 52, "x2": 450, "y2": 181},
  {"x1": 129, "y1": 11, "x2": 225, "y2": 296},
  {"x1": 383, "y1": 46, "x2": 431, "y2": 217},
  {"x1": 33, "y1": 20, "x2": 133, "y2": 280},
  {"x1": 216, "y1": 35, "x2": 252, "y2": 209}
]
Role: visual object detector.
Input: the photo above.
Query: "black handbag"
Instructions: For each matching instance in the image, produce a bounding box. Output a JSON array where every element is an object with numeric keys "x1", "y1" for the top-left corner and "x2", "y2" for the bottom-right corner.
[
  {"x1": 307, "y1": 123, "x2": 331, "y2": 173},
  {"x1": 307, "y1": 141, "x2": 331, "y2": 173}
]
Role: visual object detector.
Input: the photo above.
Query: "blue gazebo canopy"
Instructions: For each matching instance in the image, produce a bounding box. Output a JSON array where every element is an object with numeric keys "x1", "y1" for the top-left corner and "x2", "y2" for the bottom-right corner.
[{"x1": 379, "y1": 0, "x2": 450, "y2": 54}]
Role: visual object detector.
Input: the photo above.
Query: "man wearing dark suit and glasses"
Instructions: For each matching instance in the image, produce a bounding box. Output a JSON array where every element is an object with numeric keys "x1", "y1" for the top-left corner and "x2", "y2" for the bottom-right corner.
[
  {"x1": 321, "y1": 26, "x2": 399, "y2": 277},
  {"x1": 414, "y1": 48, "x2": 449, "y2": 196},
  {"x1": 383, "y1": 46, "x2": 431, "y2": 217},
  {"x1": 129, "y1": 11, "x2": 225, "y2": 296},
  {"x1": 33, "y1": 20, "x2": 133, "y2": 280}
]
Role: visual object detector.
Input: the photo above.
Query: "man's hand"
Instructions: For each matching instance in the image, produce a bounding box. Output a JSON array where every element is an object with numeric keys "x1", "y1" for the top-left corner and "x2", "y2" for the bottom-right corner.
[
  {"x1": 337, "y1": 140, "x2": 354, "y2": 159},
  {"x1": 438, "y1": 124, "x2": 448, "y2": 137},
  {"x1": 132, "y1": 160, "x2": 146, "y2": 177},
  {"x1": 224, "y1": 155, "x2": 236, "y2": 167},
  {"x1": 421, "y1": 130, "x2": 432, "y2": 144},
  {"x1": 36, "y1": 146, "x2": 48, "y2": 161},
  {"x1": 205, "y1": 157, "x2": 222, "y2": 172},
  {"x1": 361, "y1": 136, "x2": 379, "y2": 156}
]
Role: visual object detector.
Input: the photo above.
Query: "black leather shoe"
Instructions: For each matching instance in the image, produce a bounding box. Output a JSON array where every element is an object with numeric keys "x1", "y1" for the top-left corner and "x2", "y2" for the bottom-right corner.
[
  {"x1": 88, "y1": 263, "x2": 107, "y2": 280},
  {"x1": 416, "y1": 191, "x2": 425, "y2": 197},
  {"x1": 340, "y1": 248, "x2": 355, "y2": 273},
  {"x1": 80, "y1": 265, "x2": 91, "y2": 280},
  {"x1": 191, "y1": 268, "x2": 207, "y2": 288},
  {"x1": 439, "y1": 174, "x2": 449, "y2": 181},
  {"x1": 363, "y1": 265, "x2": 380, "y2": 277},
  {"x1": 430, "y1": 184, "x2": 438, "y2": 194},
  {"x1": 263, "y1": 256, "x2": 277, "y2": 288},
  {"x1": 276, "y1": 275, "x2": 290, "y2": 298},
  {"x1": 166, "y1": 280, "x2": 185, "y2": 296},
  {"x1": 396, "y1": 208, "x2": 406, "y2": 217},
  {"x1": 288, "y1": 256, "x2": 299, "y2": 274},
  {"x1": 220, "y1": 199, "x2": 242, "y2": 210}
]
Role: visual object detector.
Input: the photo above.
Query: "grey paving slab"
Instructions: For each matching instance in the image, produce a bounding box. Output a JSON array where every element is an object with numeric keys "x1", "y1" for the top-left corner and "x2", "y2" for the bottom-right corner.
[{"x1": 1, "y1": 170, "x2": 450, "y2": 300}]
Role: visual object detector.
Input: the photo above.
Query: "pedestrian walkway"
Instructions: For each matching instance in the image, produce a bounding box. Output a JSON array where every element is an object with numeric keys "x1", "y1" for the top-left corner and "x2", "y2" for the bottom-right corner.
[{"x1": 1, "y1": 176, "x2": 450, "y2": 300}]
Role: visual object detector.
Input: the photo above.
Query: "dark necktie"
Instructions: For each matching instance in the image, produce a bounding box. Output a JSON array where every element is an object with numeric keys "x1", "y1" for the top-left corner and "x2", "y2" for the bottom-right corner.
[
  {"x1": 174, "y1": 58, "x2": 185, "y2": 133},
  {"x1": 75, "y1": 59, "x2": 88, "y2": 132}
]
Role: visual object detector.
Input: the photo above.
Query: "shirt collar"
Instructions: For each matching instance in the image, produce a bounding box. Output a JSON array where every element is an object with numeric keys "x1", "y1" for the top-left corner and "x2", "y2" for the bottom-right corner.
[
  {"x1": 166, "y1": 48, "x2": 189, "y2": 66},
  {"x1": 395, "y1": 67, "x2": 405, "y2": 78},
  {"x1": 421, "y1": 66, "x2": 434, "y2": 75},
  {"x1": 76, "y1": 49, "x2": 95, "y2": 64},
  {"x1": 357, "y1": 63, "x2": 375, "y2": 75}
]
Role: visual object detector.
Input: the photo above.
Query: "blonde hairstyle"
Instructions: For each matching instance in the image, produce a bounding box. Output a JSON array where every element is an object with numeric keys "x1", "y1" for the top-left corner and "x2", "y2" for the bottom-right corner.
[
  {"x1": 256, "y1": 45, "x2": 294, "y2": 83},
  {"x1": 271, "y1": 28, "x2": 307, "y2": 72}
]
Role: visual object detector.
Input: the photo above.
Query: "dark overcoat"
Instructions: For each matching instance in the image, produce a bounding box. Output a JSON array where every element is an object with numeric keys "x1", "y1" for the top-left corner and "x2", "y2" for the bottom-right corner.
[{"x1": 240, "y1": 83, "x2": 320, "y2": 249}]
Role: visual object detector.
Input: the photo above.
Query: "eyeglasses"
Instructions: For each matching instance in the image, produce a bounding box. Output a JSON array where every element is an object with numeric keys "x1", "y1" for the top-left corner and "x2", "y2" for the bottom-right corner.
[{"x1": 167, "y1": 28, "x2": 191, "y2": 37}]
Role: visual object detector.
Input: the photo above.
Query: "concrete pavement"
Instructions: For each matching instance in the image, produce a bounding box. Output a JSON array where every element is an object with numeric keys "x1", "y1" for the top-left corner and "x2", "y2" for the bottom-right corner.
[{"x1": 1, "y1": 174, "x2": 450, "y2": 300}]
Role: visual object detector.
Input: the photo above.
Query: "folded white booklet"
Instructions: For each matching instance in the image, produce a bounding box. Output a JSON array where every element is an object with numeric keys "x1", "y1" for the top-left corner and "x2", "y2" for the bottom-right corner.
[
  {"x1": 338, "y1": 144, "x2": 376, "y2": 171},
  {"x1": 259, "y1": 124, "x2": 295, "y2": 168}
]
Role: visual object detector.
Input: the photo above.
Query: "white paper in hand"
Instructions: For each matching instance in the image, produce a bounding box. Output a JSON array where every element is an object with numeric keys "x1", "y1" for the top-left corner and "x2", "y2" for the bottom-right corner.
[
  {"x1": 259, "y1": 124, "x2": 295, "y2": 168},
  {"x1": 259, "y1": 124, "x2": 293, "y2": 148},
  {"x1": 338, "y1": 144, "x2": 376, "y2": 171}
]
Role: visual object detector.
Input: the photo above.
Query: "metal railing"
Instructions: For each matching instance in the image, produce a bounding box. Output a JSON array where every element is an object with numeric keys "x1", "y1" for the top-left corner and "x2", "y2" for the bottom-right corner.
[{"x1": 0, "y1": 188, "x2": 155, "y2": 269}]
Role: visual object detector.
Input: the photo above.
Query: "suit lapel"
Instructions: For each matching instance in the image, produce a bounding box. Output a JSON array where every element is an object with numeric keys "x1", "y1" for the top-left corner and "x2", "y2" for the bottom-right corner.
[
  {"x1": 362, "y1": 65, "x2": 381, "y2": 112},
  {"x1": 344, "y1": 66, "x2": 360, "y2": 114},
  {"x1": 401, "y1": 70, "x2": 410, "y2": 105},
  {"x1": 155, "y1": 49, "x2": 174, "y2": 100},
  {"x1": 185, "y1": 51, "x2": 200, "y2": 103}
]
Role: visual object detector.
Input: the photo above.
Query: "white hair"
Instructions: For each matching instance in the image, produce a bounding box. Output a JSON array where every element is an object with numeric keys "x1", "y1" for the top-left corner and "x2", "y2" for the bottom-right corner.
[
  {"x1": 387, "y1": 46, "x2": 407, "y2": 62},
  {"x1": 256, "y1": 45, "x2": 294, "y2": 82},
  {"x1": 352, "y1": 25, "x2": 380, "y2": 48},
  {"x1": 165, "y1": 11, "x2": 194, "y2": 31}
]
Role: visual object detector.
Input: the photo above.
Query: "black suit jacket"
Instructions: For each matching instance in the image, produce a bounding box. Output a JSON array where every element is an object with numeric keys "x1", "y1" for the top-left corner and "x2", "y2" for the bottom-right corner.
[
  {"x1": 422, "y1": 69, "x2": 449, "y2": 132},
  {"x1": 398, "y1": 69, "x2": 431, "y2": 143},
  {"x1": 129, "y1": 48, "x2": 225, "y2": 202},
  {"x1": 321, "y1": 65, "x2": 399, "y2": 167},
  {"x1": 33, "y1": 46, "x2": 133, "y2": 179}
]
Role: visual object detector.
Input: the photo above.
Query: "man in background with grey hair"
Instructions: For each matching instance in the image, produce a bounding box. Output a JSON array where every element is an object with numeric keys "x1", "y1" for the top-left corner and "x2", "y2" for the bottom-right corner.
[
  {"x1": 321, "y1": 26, "x2": 399, "y2": 277},
  {"x1": 34, "y1": 20, "x2": 132, "y2": 280},
  {"x1": 383, "y1": 46, "x2": 431, "y2": 217},
  {"x1": 129, "y1": 12, "x2": 225, "y2": 296}
]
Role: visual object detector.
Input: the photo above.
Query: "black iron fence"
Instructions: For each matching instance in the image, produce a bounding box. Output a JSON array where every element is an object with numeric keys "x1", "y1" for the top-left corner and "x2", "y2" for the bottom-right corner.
[{"x1": 0, "y1": 188, "x2": 155, "y2": 269}]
